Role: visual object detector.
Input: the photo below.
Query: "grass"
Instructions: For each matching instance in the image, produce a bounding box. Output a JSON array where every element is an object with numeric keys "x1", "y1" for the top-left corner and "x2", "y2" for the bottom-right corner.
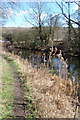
[
  {"x1": 3, "y1": 55, "x2": 19, "y2": 70},
  {"x1": 2, "y1": 53, "x2": 76, "y2": 118},
  {"x1": 0, "y1": 57, "x2": 14, "y2": 119},
  {"x1": 2, "y1": 54, "x2": 38, "y2": 118}
]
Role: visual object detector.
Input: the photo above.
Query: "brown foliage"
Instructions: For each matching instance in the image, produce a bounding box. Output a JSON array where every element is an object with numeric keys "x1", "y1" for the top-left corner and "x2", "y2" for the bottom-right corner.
[{"x1": 3, "y1": 51, "x2": 76, "y2": 118}]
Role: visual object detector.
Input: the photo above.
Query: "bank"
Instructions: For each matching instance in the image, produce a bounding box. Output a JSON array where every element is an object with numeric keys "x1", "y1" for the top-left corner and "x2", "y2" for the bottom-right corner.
[
  {"x1": 0, "y1": 54, "x2": 38, "y2": 119},
  {"x1": 2, "y1": 51, "x2": 79, "y2": 118}
]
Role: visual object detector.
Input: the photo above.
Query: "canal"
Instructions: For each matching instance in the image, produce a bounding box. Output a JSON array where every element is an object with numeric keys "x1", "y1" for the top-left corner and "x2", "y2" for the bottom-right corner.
[{"x1": 19, "y1": 49, "x2": 80, "y2": 84}]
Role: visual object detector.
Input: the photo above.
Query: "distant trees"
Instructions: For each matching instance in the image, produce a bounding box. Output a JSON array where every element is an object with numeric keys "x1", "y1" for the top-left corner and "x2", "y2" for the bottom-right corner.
[
  {"x1": 2, "y1": 1, "x2": 80, "y2": 55},
  {"x1": 2, "y1": 27, "x2": 43, "y2": 49},
  {"x1": 2, "y1": 28, "x2": 14, "y2": 43},
  {"x1": 1, "y1": 1, "x2": 64, "y2": 48}
]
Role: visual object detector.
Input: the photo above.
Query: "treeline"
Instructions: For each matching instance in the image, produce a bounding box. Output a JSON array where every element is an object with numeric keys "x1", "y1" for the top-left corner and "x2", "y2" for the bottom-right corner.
[
  {"x1": 2, "y1": 1, "x2": 80, "y2": 56},
  {"x1": 2, "y1": 26, "x2": 80, "y2": 55},
  {"x1": 2, "y1": 27, "x2": 50, "y2": 49}
]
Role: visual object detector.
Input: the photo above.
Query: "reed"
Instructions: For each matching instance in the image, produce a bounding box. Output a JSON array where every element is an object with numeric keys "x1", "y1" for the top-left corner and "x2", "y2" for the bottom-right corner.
[{"x1": 3, "y1": 50, "x2": 76, "y2": 118}]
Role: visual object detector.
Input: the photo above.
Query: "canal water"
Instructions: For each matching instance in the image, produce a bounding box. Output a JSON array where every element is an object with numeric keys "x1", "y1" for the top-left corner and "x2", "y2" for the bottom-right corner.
[
  {"x1": 19, "y1": 50, "x2": 80, "y2": 84},
  {"x1": 64, "y1": 55, "x2": 80, "y2": 83}
]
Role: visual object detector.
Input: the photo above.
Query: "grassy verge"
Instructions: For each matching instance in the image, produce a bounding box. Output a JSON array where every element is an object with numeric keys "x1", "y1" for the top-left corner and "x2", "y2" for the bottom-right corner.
[
  {"x1": 0, "y1": 57, "x2": 14, "y2": 119},
  {"x1": 3, "y1": 55, "x2": 38, "y2": 118}
]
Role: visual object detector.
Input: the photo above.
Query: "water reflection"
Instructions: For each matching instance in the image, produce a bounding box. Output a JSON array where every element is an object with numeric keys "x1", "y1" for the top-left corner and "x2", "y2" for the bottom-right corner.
[
  {"x1": 20, "y1": 50, "x2": 80, "y2": 83},
  {"x1": 64, "y1": 55, "x2": 80, "y2": 83}
]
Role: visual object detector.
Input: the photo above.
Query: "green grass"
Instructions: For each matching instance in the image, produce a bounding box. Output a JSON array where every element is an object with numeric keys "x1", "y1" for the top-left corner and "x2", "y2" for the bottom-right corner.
[
  {"x1": 0, "y1": 59, "x2": 14, "y2": 119},
  {"x1": 3, "y1": 55, "x2": 19, "y2": 69},
  {"x1": 2, "y1": 54, "x2": 39, "y2": 118}
]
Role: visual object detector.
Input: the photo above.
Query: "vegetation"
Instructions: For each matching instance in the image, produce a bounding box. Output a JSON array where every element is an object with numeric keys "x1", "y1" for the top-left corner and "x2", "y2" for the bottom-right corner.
[
  {"x1": 2, "y1": 51, "x2": 77, "y2": 118},
  {"x1": 0, "y1": 56, "x2": 14, "y2": 119},
  {"x1": 2, "y1": 54, "x2": 39, "y2": 118},
  {"x1": 1, "y1": 1, "x2": 80, "y2": 55},
  {"x1": 1, "y1": 0, "x2": 80, "y2": 118},
  {"x1": 2, "y1": 26, "x2": 80, "y2": 56}
]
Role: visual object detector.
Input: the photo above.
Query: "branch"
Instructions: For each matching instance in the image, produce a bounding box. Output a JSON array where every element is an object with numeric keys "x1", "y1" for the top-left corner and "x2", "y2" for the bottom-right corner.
[
  {"x1": 24, "y1": 16, "x2": 37, "y2": 27},
  {"x1": 74, "y1": 0, "x2": 80, "y2": 7},
  {"x1": 55, "y1": 0, "x2": 80, "y2": 26}
]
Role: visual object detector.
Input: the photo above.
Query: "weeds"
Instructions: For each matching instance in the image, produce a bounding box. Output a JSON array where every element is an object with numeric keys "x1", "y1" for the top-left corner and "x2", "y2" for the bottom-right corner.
[{"x1": 2, "y1": 51, "x2": 76, "y2": 118}]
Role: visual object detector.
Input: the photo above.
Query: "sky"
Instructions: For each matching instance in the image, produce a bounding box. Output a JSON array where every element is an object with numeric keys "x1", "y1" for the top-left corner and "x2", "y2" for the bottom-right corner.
[
  {"x1": 1, "y1": 0, "x2": 79, "y2": 27},
  {"x1": 1, "y1": 0, "x2": 80, "y2": 2}
]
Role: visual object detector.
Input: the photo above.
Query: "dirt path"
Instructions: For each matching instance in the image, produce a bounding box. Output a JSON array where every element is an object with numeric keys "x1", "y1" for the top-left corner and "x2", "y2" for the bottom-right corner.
[
  {"x1": 0, "y1": 43, "x2": 2, "y2": 92},
  {"x1": 0, "y1": 55, "x2": 2, "y2": 116},
  {"x1": 7, "y1": 60, "x2": 27, "y2": 118}
]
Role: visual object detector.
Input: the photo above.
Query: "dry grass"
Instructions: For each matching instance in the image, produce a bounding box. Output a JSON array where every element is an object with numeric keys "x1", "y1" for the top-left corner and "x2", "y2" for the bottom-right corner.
[{"x1": 3, "y1": 51, "x2": 76, "y2": 118}]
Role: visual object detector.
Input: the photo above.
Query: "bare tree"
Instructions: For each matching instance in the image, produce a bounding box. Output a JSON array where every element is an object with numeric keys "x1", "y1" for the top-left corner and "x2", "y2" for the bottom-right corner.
[
  {"x1": 47, "y1": 13, "x2": 61, "y2": 45},
  {"x1": 54, "y1": 0, "x2": 80, "y2": 53},
  {"x1": 23, "y1": 2, "x2": 49, "y2": 46},
  {"x1": 55, "y1": 0, "x2": 80, "y2": 26},
  {"x1": 1, "y1": 1, "x2": 21, "y2": 26}
]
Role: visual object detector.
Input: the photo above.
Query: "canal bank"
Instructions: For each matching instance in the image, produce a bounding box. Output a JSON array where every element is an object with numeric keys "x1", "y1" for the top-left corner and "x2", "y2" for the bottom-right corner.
[{"x1": 2, "y1": 51, "x2": 79, "y2": 118}]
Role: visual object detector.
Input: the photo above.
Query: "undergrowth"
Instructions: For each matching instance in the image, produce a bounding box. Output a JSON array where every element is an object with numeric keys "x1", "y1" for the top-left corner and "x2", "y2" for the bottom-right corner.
[{"x1": 2, "y1": 52, "x2": 76, "y2": 118}]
